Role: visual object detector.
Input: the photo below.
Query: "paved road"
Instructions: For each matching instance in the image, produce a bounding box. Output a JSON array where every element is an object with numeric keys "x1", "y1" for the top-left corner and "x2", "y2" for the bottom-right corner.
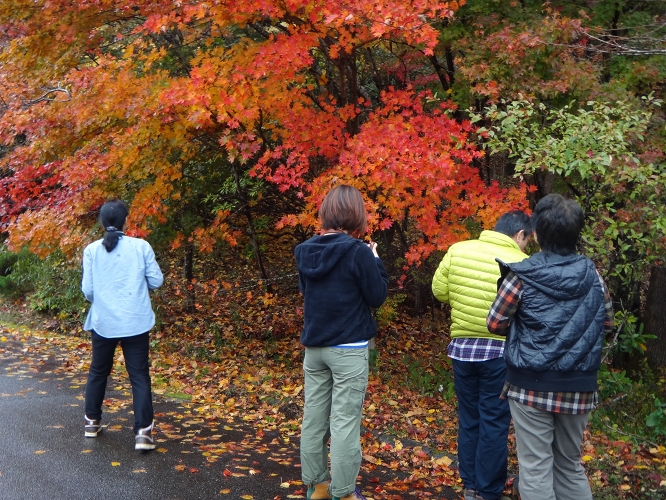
[{"x1": 0, "y1": 334, "x2": 459, "y2": 500}]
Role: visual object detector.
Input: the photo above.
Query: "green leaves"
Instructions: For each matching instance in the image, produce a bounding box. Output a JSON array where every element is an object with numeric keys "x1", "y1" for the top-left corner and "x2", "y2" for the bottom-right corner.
[
  {"x1": 473, "y1": 96, "x2": 658, "y2": 181},
  {"x1": 474, "y1": 94, "x2": 666, "y2": 369}
]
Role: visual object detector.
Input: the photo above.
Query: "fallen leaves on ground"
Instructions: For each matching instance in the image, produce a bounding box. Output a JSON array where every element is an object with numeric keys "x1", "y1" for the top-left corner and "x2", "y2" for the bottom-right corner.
[{"x1": 2, "y1": 280, "x2": 666, "y2": 499}]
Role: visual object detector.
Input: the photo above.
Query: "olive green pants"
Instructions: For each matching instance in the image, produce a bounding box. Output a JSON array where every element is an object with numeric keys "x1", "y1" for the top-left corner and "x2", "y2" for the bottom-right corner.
[{"x1": 300, "y1": 346, "x2": 369, "y2": 498}]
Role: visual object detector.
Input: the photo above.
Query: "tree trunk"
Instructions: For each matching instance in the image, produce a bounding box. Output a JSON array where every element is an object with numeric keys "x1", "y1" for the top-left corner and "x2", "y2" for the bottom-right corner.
[
  {"x1": 444, "y1": 44, "x2": 455, "y2": 87},
  {"x1": 645, "y1": 266, "x2": 666, "y2": 369},
  {"x1": 413, "y1": 274, "x2": 423, "y2": 316},
  {"x1": 184, "y1": 244, "x2": 195, "y2": 313},
  {"x1": 230, "y1": 163, "x2": 268, "y2": 281},
  {"x1": 536, "y1": 170, "x2": 555, "y2": 198}
]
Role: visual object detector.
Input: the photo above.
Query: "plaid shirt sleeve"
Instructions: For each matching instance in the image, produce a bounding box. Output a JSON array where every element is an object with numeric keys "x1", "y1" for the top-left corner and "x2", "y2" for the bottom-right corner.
[
  {"x1": 597, "y1": 271, "x2": 614, "y2": 334},
  {"x1": 487, "y1": 271, "x2": 522, "y2": 335}
]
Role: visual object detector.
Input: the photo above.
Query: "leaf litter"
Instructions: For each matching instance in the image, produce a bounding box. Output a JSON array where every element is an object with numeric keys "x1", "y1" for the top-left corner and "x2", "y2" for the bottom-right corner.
[{"x1": 2, "y1": 281, "x2": 665, "y2": 499}]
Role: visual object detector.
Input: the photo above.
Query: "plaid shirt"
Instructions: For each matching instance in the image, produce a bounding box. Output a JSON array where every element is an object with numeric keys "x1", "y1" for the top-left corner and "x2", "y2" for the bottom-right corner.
[
  {"x1": 502, "y1": 382, "x2": 599, "y2": 414},
  {"x1": 447, "y1": 337, "x2": 505, "y2": 362},
  {"x1": 488, "y1": 271, "x2": 614, "y2": 414}
]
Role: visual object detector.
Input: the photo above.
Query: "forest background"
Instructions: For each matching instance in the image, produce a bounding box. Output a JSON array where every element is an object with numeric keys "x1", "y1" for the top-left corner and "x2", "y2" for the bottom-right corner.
[{"x1": 0, "y1": 0, "x2": 665, "y2": 498}]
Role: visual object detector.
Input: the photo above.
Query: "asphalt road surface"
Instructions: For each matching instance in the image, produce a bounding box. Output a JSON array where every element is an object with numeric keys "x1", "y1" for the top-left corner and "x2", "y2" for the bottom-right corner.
[{"x1": 0, "y1": 333, "x2": 459, "y2": 500}]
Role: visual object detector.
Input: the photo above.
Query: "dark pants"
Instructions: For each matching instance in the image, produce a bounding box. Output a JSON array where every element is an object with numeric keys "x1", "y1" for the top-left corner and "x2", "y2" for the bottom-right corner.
[
  {"x1": 84, "y1": 331, "x2": 153, "y2": 434},
  {"x1": 453, "y1": 357, "x2": 511, "y2": 500}
]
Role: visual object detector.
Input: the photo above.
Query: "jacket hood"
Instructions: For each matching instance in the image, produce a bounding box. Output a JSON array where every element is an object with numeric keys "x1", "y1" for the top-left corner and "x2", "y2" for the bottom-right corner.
[
  {"x1": 505, "y1": 252, "x2": 594, "y2": 301},
  {"x1": 294, "y1": 233, "x2": 359, "y2": 280}
]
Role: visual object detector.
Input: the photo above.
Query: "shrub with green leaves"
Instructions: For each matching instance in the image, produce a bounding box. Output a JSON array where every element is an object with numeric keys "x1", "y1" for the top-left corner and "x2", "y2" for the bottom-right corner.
[
  {"x1": 375, "y1": 293, "x2": 407, "y2": 331},
  {"x1": 0, "y1": 247, "x2": 23, "y2": 296},
  {"x1": 471, "y1": 95, "x2": 666, "y2": 365},
  {"x1": 646, "y1": 398, "x2": 666, "y2": 438},
  {"x1": 0, "y1": 247, "x2": 87, "y2": 321}
]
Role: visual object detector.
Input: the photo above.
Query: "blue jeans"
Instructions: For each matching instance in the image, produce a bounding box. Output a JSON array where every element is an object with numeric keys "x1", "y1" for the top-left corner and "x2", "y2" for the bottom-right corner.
[
  {"x1": 84, "y1": 331, "x2": 153, "y2": 433},
  {"x1": 453, "y1": 357, "x2": 511, "y2": 500}
]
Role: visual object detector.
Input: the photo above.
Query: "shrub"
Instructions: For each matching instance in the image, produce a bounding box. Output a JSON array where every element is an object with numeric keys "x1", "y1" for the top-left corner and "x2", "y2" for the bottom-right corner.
[{"x1": 0, "y1": 247, "x2": 87, "y2": 320}]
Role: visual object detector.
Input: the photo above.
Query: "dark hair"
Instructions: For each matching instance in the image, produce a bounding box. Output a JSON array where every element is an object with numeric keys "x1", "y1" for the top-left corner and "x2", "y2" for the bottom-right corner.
[
  {"x1": 319, "y1": 185, "x2": 368, "y2": 237},
  {"x1": 494, "y1": 210, "x2": 531, "y2": 238},
  {"x1": 99, "y1": 200, "x2": 129, "y2": 252},
  {"x1": 531, "y1": 193, "x2": 584, "y2": 255}
]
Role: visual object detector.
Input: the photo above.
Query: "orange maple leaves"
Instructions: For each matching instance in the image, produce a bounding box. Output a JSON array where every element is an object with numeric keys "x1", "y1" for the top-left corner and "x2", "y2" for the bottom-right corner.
[{"x1": 0, "y1": 0, "x2": 527, "y2": 265}]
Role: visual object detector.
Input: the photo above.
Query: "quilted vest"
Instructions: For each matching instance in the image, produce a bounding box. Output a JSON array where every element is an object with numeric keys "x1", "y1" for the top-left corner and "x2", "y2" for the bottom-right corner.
[
  {"x1": 499, "y1": 252, "x2": 606, "y2": 392},
  {"x1": 432, "y1": 230, "x2": 528, "y2": 340}
]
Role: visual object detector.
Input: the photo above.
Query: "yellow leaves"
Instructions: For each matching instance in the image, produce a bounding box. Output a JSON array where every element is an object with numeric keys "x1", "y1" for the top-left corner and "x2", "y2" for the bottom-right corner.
[
  {"x1": 1, "y1": 336, "x2": 6, "y2": 342},
  {"x1": 111, "y1": 462, "x2": 121, "y2": 466},
  {"x1": 363, "y1": 454, "x2": 382, "y2": 465},
  {"x1": 582, "y1": 455, "x2": 593, "y2": 463},
  {"x1": 123, "y1": 44, "x2": 134, "y2": 58},
  {"x1": 434, "y1": 455, "x2": 453, "y2": 467},
  {"x1": 219, "y1": 489, "x2": 231, "y2": 495},
  {"x1": 34, "y1": 450, "x2": 48, "y2": 455}
]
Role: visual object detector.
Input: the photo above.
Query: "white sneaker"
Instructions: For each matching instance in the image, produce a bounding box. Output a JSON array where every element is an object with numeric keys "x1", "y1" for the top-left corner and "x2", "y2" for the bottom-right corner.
[
  {"x1": 134, "y1": 422, "x2": 155, "y2": 450},
  {"x1": 84, "y1": 415, "x2": 102, "y2": 437}
]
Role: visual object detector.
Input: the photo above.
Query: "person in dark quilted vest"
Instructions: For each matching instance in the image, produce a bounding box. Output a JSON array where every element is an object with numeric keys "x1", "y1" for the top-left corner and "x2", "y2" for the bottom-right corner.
[{"x1": 486, "y1": 193, "x2": 614, "y2": 500}]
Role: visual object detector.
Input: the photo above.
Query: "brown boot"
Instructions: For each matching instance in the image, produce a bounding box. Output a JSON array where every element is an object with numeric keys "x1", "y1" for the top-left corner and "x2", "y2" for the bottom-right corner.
[{"x1": 307, "y1": 482, "x2": 331, "y2": 500}]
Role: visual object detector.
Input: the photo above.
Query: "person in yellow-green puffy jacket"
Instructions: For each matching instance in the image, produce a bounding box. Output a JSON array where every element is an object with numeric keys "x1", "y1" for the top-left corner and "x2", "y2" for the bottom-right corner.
[{"x1": 432, "y1": 210, "x2": 531, "y2": 500}]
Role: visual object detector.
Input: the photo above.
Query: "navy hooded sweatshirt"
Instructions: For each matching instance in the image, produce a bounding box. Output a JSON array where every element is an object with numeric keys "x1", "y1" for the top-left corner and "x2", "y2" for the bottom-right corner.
[{"x1": 294, "y1": 232, "x2": 389, "y2": 347}]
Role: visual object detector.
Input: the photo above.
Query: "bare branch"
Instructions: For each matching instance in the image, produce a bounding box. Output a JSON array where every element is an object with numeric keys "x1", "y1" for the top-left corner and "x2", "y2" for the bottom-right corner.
[
  {"x1": 24, "y1": 83, "x2": 71, "y2": 106},
  {"x1": 579, "y1": 26, "x2": 666, "y2": 56}
]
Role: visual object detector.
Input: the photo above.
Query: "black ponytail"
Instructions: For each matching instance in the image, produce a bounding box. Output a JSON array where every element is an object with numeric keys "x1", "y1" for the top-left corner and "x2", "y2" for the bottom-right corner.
[{"x1": 99, "y1": 200, "x2": 129, "y2": 252}]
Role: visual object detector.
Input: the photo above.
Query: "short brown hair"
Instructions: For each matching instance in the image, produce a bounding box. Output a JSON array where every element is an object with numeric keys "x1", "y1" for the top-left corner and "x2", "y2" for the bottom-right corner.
[{"x1": 319, "y1": 185, "x2": 368, "y2": 237}]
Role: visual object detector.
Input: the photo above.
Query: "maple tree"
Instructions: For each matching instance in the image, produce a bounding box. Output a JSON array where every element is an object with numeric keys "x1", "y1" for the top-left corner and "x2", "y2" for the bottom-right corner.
[
  {"x1": 0, "y1": 0, "x2": 663, "y2": 271},
  {"x1": 0, "y1": 0, "x2": 529, "y2": 278},
  {"x1": 0, "y1": 0, "x2": 664, "y2": 343}
]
